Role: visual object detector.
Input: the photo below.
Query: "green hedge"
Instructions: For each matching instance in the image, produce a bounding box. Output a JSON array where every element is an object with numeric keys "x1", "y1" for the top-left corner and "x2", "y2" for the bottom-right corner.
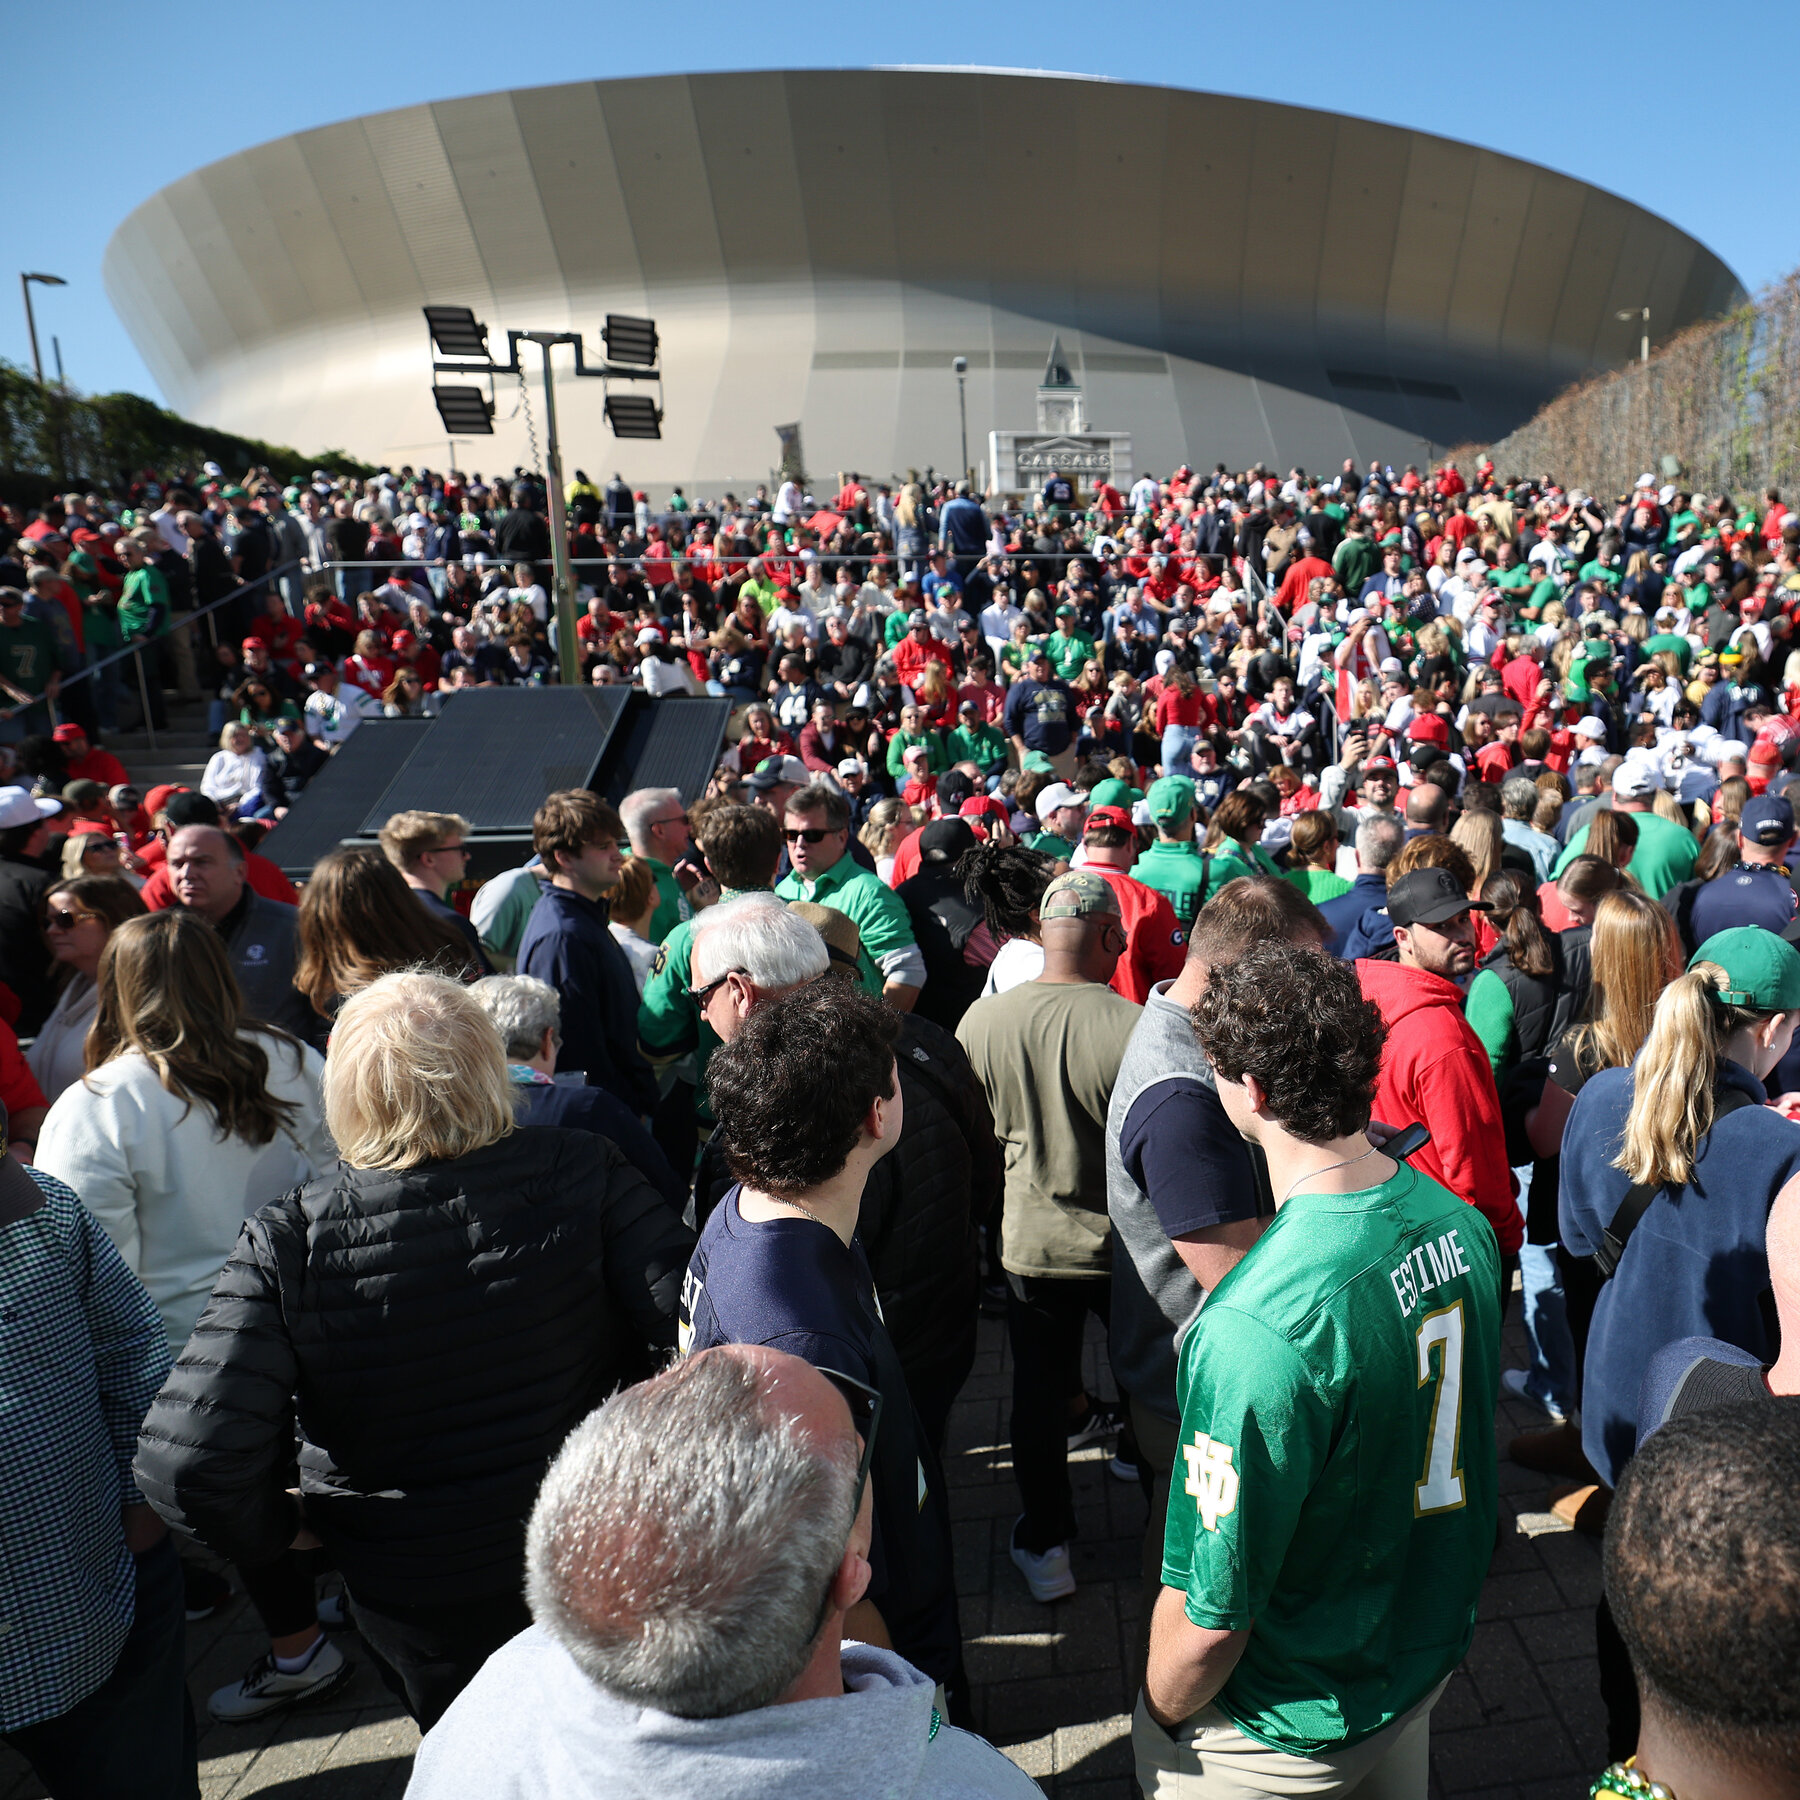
[{"x1": 1, "y1": 360, "x2": 374, "y2": 506}]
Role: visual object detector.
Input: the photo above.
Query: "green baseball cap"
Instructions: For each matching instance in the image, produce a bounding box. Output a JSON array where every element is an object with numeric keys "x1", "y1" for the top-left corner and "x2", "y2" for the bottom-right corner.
[
  {"x1": 221, "y1": 484, "x2": 248, "y2": 500},
  {"x1": 1690, "y1": 928, "x2": 1800, "y2": 1012},
  {"x1": 1146, "y1": 775, "x2": 1197, "y2": 822},
  {"x1": 1021, "y1": 751, "x2": 1056, "y2": 774},
  {"x1": 1055, "y1": 603, "x2": 1077, "y2": 618},
  {"x1": 1089, "y1": 777, "x2": 1143, "y2": 810},
  {"x1": 1039, "y1": 869, "x2": 1121, "y2": 920}
]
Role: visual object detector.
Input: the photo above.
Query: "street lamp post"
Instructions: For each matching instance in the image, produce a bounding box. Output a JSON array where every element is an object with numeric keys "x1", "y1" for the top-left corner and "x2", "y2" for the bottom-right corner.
[
  {"x1": 952, "y1": 356, "x2": 969, "y2": 483},
  {"x1": 19, "y1": 272, "x2": 67, "y2": 388},
  {"x1": 522, "y1": 332, "x2": 582, "y2": 690},
  {"x1": 1616, "y1": 306, "x2": 1650, "y2": 367}
]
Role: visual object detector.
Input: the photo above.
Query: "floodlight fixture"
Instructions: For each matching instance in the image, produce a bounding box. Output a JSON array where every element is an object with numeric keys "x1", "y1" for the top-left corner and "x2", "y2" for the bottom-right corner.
[
  {"x1": 432, "y1": 385, "x2": 494, "y2": 435},
  {"x1": 605, "y1": 393, "x2": 663, "y2": 439},
  {"x1": 424, "y1": 306, "x2": 492, "y2": 360},
  {"x1": 603, "y1": 314, "x2": 659, "y2": 367}
]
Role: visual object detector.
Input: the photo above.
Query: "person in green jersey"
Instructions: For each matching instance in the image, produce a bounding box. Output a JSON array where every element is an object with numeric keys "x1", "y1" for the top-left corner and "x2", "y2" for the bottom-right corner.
[
  {"x1": 1554, "y1": 761, "x2": 1698, "y2": 899},
  {"x1": 639, "y1": 804, "x2": 782, "y2": 1123},
  {"x1": 1139, "y1": 938, "x2": 1500, "y2": 1798},
  {"x1": 945, "y1": 700, "x2": 1007, "y2": 780},
  {"x1": 1045, "y1": 606, "x2": 1095, "y2": 682},
  {"x1": 1133, "y1": 778, "x2": 1252, "y2": 927},
  {"x1": 1025, "y1": 781, "x2": 1087, "y2": 862},
  {"x1": 619, "y1": 787, "x2": 693, "y2": 945},
  {"x1": 774, "y1": 783, "x2": 922, "y2": 1007},
  {"x1": 0, "y1": 588, "x2": 62, "y2": 741}
]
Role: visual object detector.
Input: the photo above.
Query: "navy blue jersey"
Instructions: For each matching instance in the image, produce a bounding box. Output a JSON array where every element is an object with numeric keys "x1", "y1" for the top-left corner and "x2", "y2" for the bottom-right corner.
[{"x1": 678, "y1": 1187, "x2": 960, "y2": 1682}]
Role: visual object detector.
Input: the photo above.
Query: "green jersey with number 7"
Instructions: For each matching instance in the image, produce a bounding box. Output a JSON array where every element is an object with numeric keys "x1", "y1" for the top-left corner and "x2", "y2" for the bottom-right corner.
[{"x1": 1161, "y1": 1160, "x2": 1500, "y2": 1755}]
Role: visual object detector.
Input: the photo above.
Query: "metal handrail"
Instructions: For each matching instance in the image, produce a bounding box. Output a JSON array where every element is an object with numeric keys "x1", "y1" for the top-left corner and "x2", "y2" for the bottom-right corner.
[{"x1": 15, "y1": 558, "x2": 307, "y2": 751}]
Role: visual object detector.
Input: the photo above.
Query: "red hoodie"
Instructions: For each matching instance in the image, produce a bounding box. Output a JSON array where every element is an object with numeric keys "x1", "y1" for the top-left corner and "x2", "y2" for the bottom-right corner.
[{"x1": 1356, "y1": 958, "x2": 1522, "y2": 1256}]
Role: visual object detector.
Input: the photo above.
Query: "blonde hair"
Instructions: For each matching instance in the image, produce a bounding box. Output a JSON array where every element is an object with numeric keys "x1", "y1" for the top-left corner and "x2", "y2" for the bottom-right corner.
[
  {"x1": 1570, "y1": 889, "x2": 1682, "y2": 1076},
  {"x1": 612, "y1": 854, "x2": 658, "y2": 926},
  {"x1": 1616, "y1": 961, "x2": 1767, "y2": 1187},
  {"x1": 1449, "y1": 810, "x2": 1502, "y2": 894},
  {"x1": 323, "y1": 971, "x2": 515, "y2": 1170},
  {"x1": 377, "y1": 809, "x2": 471, "y2": 874}
]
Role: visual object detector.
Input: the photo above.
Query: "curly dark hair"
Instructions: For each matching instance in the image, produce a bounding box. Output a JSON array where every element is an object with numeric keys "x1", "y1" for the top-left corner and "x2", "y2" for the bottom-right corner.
[
  {"x1": 959, "y1": 842, "x2": 1054, "y2": 938},
  {"x1": 706, "y1": 981, "x2": 900, "y2": 1198},
  {"x1": 1191, "y1": 940, "x2": 1387, "y2": 1144},
  {"x1": 1606, "y1": 1399, "x2": 1800, "y2": 1778}
]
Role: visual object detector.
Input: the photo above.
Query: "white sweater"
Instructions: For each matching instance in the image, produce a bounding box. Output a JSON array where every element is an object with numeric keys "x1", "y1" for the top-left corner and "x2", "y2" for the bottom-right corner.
[{"x1": 37, "y1": 1034, "x2": 334, "y2": 1349}]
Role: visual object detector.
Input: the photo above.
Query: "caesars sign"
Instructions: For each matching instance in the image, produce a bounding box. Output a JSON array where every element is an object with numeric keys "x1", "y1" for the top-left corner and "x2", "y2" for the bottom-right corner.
[{"x1": 1013, "y1": 435, "x2": 1118, "y2": 477}]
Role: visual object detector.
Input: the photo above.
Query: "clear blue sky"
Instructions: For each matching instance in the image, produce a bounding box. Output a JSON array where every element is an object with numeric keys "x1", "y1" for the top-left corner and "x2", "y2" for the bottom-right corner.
[{"x1": 11, "y1": 0, "x2": 1796, "y2": 410}]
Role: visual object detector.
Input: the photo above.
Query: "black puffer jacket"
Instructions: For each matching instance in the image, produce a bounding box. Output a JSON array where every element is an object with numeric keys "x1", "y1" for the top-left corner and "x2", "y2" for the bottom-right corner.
[
  {"x1": 134, "y1": 1129, "x2": 692, "y2": 1609},
  {"x1": 857, "y1": 1015, "x2": 998, "y2": 1386}
]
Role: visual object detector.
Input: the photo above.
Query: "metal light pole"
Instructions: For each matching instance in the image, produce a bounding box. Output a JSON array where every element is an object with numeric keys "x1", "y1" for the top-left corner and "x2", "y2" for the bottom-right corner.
[
  {"x1": 523, "y1": 332, "x2": 583, "y2": 689},
  {"x1": 1616, "y1": 306, "x2": 1650, "y2": 367},
  {"x1": 19, "y1": 272, "x2": 66, "y2": 387},
  {"x1": 952, "y1": 355, "x2": 969, "y2": 482}
]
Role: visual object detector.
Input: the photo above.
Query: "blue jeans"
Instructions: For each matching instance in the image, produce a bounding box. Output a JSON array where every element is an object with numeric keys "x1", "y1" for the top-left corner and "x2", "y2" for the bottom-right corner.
[
  {"x1": 1161, "y1": 723, "x2": 1199, "y2": 773},
  {"x1": 1514, "y1": 1165, "x2": 1577, "y2": 1416},
  {"x1": 4, "y1": 1536, "x2": 198, "y2": 1800}
]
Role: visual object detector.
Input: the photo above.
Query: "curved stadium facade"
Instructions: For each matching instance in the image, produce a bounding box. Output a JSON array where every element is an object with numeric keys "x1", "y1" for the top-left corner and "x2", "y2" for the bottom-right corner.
[{"x1": 103, "y1": 69, "x2": 1743, "y2": 489}]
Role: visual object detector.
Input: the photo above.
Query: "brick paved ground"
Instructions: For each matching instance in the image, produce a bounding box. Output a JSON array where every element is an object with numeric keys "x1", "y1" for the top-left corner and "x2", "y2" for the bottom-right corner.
[{"x1": 0, "y1": 1310, "x2": 1609, "y2": 1798}]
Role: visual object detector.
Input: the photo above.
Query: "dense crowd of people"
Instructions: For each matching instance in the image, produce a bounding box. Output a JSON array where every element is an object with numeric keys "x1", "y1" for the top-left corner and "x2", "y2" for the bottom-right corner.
[{"x1": 2, "y1": 450, "x2": 1799, "y2": 1800}]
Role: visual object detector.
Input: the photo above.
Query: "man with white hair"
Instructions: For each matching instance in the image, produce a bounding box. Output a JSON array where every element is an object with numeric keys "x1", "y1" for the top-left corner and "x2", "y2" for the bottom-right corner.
[
  {"x1": 407, "y1": 1346, "x2": 1034, "y2": 1798},
  {"x1": 687, "y1": 893, "x2": 831, "y2": 1046},
  {"x1": 616, "y1": 787, "x2": 692, "y2": 944}
]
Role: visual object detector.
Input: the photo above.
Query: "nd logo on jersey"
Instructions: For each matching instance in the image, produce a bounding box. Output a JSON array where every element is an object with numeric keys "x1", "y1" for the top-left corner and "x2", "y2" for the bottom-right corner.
[{"x1": 1183, "y1": 1431, "x2": 1239, "y2": 1532}]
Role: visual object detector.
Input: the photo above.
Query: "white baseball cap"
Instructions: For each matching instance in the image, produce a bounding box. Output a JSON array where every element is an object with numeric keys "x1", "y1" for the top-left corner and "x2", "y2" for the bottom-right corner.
[
  {"x1": 0, "y1": 787, "x2": 60, "y2": 830},
  {"x1": 1572, "y1": 717, "x2": 1609, "y2": 741},
  {"x1": 1035, "y1": 781, "x2": 1084, "y2": 821},
  {"x1": 1613, "y1": 763, "x2": 1660, "y2": 798}
]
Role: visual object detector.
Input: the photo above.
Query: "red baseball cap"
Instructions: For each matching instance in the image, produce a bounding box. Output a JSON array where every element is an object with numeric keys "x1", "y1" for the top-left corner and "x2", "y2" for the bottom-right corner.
[
  {"x1": 143, "y1": 784, "x2": 189, "y2": 818},
  {"x1": 392, "y1": 630, "x2": 416, "y2": 651},
  {"x1": 959, "y1": 795, "x2": 1008, "y2": 823},
  {"x1": 241, "y1": 636, "x2": 268, "y2": 651},
  {"x1": 1363, "y1": 754, "x2": 1398, "y2": 773},
  {"x1": 52, "y1": 723, "x2": 85, "y2": 744},
  {"x1": 1083, "y1": 804, "x2": 1136, "y2": 833},
  {"x1": 1408, "y1": 713, "x2": 1450, "y2": 748}
]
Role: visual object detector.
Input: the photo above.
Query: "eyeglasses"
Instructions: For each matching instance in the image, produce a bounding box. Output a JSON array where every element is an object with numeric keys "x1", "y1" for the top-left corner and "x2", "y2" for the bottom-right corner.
[
  {"x1": 45, "y1": 907, "x2": 100, "y2": 931},
  {"x1": 784, "y1": 826, "x2": 834, "y2": 844},
  {"x1": 815, "y1": 1366, "x2": 883, "y2": 1521},
  {"x1": 686, "y1": 968, "x2": 741, "y2": 1006},
  {"x1": 652, "y1": 812, "x2": 688, "y2": 830}
]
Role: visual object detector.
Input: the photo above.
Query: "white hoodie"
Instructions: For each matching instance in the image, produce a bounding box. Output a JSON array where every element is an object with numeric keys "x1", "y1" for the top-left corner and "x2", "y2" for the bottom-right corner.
[{"x1": 405, "y1": 1628, "x2": 1039, "y2": 1800}]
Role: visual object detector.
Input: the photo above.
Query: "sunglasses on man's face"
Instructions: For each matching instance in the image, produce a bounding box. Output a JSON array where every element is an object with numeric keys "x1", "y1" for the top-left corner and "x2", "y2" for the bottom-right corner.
[{"x1": 784, "y1": 826, "x2": 834, "y2": 844}]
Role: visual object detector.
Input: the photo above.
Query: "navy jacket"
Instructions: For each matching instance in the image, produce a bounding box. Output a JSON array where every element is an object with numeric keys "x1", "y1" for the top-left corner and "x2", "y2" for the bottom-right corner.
[
  {"x1": 1318, "y1": 871, "x2": 1388, "y2": 958},
  {"x1": 514, "y1": 1078, "x2": 685, "y2": 1217},
  {"x1": 1559, "y1": 1057, "x2": 1800, "y2": 1486},
  {"x1": 516, "y1": 887, "x2": 657, "y2": 1117}
]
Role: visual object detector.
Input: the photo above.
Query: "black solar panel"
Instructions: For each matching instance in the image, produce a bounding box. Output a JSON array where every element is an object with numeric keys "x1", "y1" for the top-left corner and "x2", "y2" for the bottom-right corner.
[{"x1": 259, "y1": 719, "x2": 433, "y2": 878}]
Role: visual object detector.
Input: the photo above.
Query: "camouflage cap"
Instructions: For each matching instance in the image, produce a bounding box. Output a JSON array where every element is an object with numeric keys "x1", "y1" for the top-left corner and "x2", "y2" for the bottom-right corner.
[{"x1": 1039, "y1": 869, "x2": 1122, "y2": 921}]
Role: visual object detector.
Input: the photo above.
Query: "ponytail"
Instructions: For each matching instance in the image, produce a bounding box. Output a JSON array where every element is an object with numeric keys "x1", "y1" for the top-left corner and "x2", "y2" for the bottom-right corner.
[
  {"x1": 959, "y1": 842, "x2": 1053, "y2": 940},
  {"x1": 1480, "y1": 872, "x2": 1553, "y2": 979},
  {"x1": 1616, "y1": 962, "x2": 1764, "y2": 1187}
]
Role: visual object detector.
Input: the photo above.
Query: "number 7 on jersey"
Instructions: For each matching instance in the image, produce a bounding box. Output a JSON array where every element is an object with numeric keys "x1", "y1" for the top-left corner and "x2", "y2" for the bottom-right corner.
[{"x1": 1414, "y1": 1300, "x2": 1466, "y2": 1516}]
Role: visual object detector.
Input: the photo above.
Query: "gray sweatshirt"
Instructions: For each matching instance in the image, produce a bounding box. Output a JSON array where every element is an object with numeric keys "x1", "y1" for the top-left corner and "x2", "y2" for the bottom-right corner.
[{"x1": 404, "y1": 1628, "x2": 1042, "y2": 1800}]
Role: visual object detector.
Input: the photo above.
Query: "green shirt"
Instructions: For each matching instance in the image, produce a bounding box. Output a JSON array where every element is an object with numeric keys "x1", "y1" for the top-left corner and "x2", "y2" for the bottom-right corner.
[
  {"x1": 1132, "y1": 839, "x2": 1253, "y2": 925},
  {"x1": 741, "y1": 575, "x2": 782, "y2": 616},
  {"x1": 1163, "y1": 1163, "x2": 1500, "y2": 1753},
  {"x1": 1045, "y1": 629, "x2": 1095, "y2": 682},
  {"x1": 946, "y1": 722, "x2": 1006, "y2": 770},
  {"x1": 0, "y1": 616, "x2": 59, "y2": 698},
  {"x1": 1554, "y1": 809, "x2": 1698, "y2": 900},
  {"x1": 1463, "y1": 967, "x2": 1516, "y2": 1074},
  {"x1": 1332, "y1": 537, "x2": 1377, "y2": 596},
  {"x1": 645, "y1": 856, "x2": 689, "y2": 946},
  {"x1": 1025, "y1": 830, "x2": 1076, "y2": 861},
  {"x1": 886, "y1": 728, "x2": 947, "y2": 779},
  {"x1": 118, "y1": 565, "x2": 169, "y2": 639},
  {"x1": 1641, "y1": 631, "x2": 1693, "y2": 673},
  {"x1": 1283, "y1": 866, "x2": 1351, "y2": 905},
  {"x1": 637, "y1": 917, "x2": 722, "y2": 1118},
  {"x1": 884, "y1": 610, "x2": 913, "y2": 649},
  {"x1": 774, "y1": 855, "x2": 915, "y2": 995}
]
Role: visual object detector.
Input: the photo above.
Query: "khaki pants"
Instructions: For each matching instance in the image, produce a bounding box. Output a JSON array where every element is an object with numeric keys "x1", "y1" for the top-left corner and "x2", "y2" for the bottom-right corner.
[{"x1": 1132, "y1": 1679, "x2": 1444, "y2": 1799}]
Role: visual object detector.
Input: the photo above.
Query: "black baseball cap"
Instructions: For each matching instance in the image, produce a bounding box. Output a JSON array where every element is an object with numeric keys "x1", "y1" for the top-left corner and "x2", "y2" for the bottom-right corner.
[{"x1": 1387, "y1": 867, "x2": 1491, "y2": 930}]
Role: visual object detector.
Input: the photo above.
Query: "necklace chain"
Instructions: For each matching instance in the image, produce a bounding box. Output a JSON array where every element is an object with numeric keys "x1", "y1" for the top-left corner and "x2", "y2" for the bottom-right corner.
[{"x1": 1281, "y1": 1144, "x2": 1381, "y2": 1204}]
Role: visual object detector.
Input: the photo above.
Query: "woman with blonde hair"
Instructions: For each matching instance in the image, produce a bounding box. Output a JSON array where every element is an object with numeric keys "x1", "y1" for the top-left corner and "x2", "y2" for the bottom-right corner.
[
  {"x1": 1558, "y1": 928, "x2": 1800, "y2": 1495},
  {"x1": 1450, "y1": 809, "x2": 1503, "y2": 896},
  {"x1": 859, "y1": 796, "x2": 917, "y2": 883},
  {"x1": 134, "y1": 970, "x2": 693, "y2": 1730}
]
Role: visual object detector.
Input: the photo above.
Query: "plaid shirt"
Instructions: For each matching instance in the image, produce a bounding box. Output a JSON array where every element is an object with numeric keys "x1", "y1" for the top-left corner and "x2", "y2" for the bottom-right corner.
[{"x1": 0, "y1": 1169, "x2": 171, "y2": 1732}]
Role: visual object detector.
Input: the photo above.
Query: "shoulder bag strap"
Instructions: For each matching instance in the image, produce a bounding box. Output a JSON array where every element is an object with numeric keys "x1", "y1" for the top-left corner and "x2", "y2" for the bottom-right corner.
[{"x1": 1595, "y1": 1085, "x2": 1760, "y2": 1280}]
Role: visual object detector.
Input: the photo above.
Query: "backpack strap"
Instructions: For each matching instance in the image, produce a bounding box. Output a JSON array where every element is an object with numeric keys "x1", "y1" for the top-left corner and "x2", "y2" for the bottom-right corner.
[{"x1": 1595, "y1": 1085, "x2": 1761, "y2": 1280}]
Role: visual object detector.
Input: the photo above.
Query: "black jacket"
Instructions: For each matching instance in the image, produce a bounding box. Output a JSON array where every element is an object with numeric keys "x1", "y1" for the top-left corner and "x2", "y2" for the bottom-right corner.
[
  {"x1": 0, "y1": 852, "x2": 54, "y2": 1033},
  {"x1": 495, "y1": 508, "x2": 552, "y2": 564},
  {"x1": 135, "y1": 1130, "x2": 692, "y2": 1608}
]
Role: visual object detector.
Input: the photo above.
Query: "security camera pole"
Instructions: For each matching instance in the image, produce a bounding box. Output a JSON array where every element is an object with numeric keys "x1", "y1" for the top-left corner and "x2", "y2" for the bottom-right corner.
[{"x1": 953, "y1": 355, "x2": 970, "y2": 483}]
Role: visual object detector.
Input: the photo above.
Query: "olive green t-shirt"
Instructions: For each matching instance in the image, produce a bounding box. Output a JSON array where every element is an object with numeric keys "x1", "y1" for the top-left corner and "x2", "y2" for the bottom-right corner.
[{"x1": 956, "y1": 979, "x2": 1141, "y2": 1277}]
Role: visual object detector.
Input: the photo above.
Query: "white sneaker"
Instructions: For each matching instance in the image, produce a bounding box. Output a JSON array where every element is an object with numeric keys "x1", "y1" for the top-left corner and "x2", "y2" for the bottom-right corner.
[
  {"x1": 1500, "y1": 1367, "x2": 1569, "y2": 1426},
  {"x1": 208, "y1": 1639, "x2": 351, "y2": 1722},
  {"x1": 1010, "y1": 1517, "x2": 1077, "y2": 1602}
]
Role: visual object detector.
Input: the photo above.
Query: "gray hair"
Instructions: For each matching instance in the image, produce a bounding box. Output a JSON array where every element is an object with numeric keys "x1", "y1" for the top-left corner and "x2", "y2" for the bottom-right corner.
[
  {"x1": 525, "y1": 1348, "x2": 856, "y2": 1718},
  {"x1": 619, "y1": 786, "x2": 681, "y2": 848},
  {"x1": 468, "y1": 973, "x2": 561, "y2": 1061},
  {"x1": 1500, "y1": 775, "x2": 1541, "y2": 822},
  {"x1": 691, "y1": 894, "x2": 829, "y2": 990},
  {"x1": 1355, "y1": 813, "x2": 1405, "y2": 873}
]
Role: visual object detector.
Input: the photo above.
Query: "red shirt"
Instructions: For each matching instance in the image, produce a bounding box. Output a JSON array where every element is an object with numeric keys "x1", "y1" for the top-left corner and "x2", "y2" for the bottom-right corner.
[
  {"x1": 1088, "y1": 863, "x2": 1186, "y2": 1004},
  {"x1": 65, "y1": 746, "x2": 129, "y2": 788},
  {"x1": 956, "y1": 681, "x2": 1004, "y2": 724},
  {"x1": 893, "y1": 635, "x2": 954, "y2": 687},
  {"x1": 0, "y1": 1018, "x2": 46, "y2": 1122}
]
